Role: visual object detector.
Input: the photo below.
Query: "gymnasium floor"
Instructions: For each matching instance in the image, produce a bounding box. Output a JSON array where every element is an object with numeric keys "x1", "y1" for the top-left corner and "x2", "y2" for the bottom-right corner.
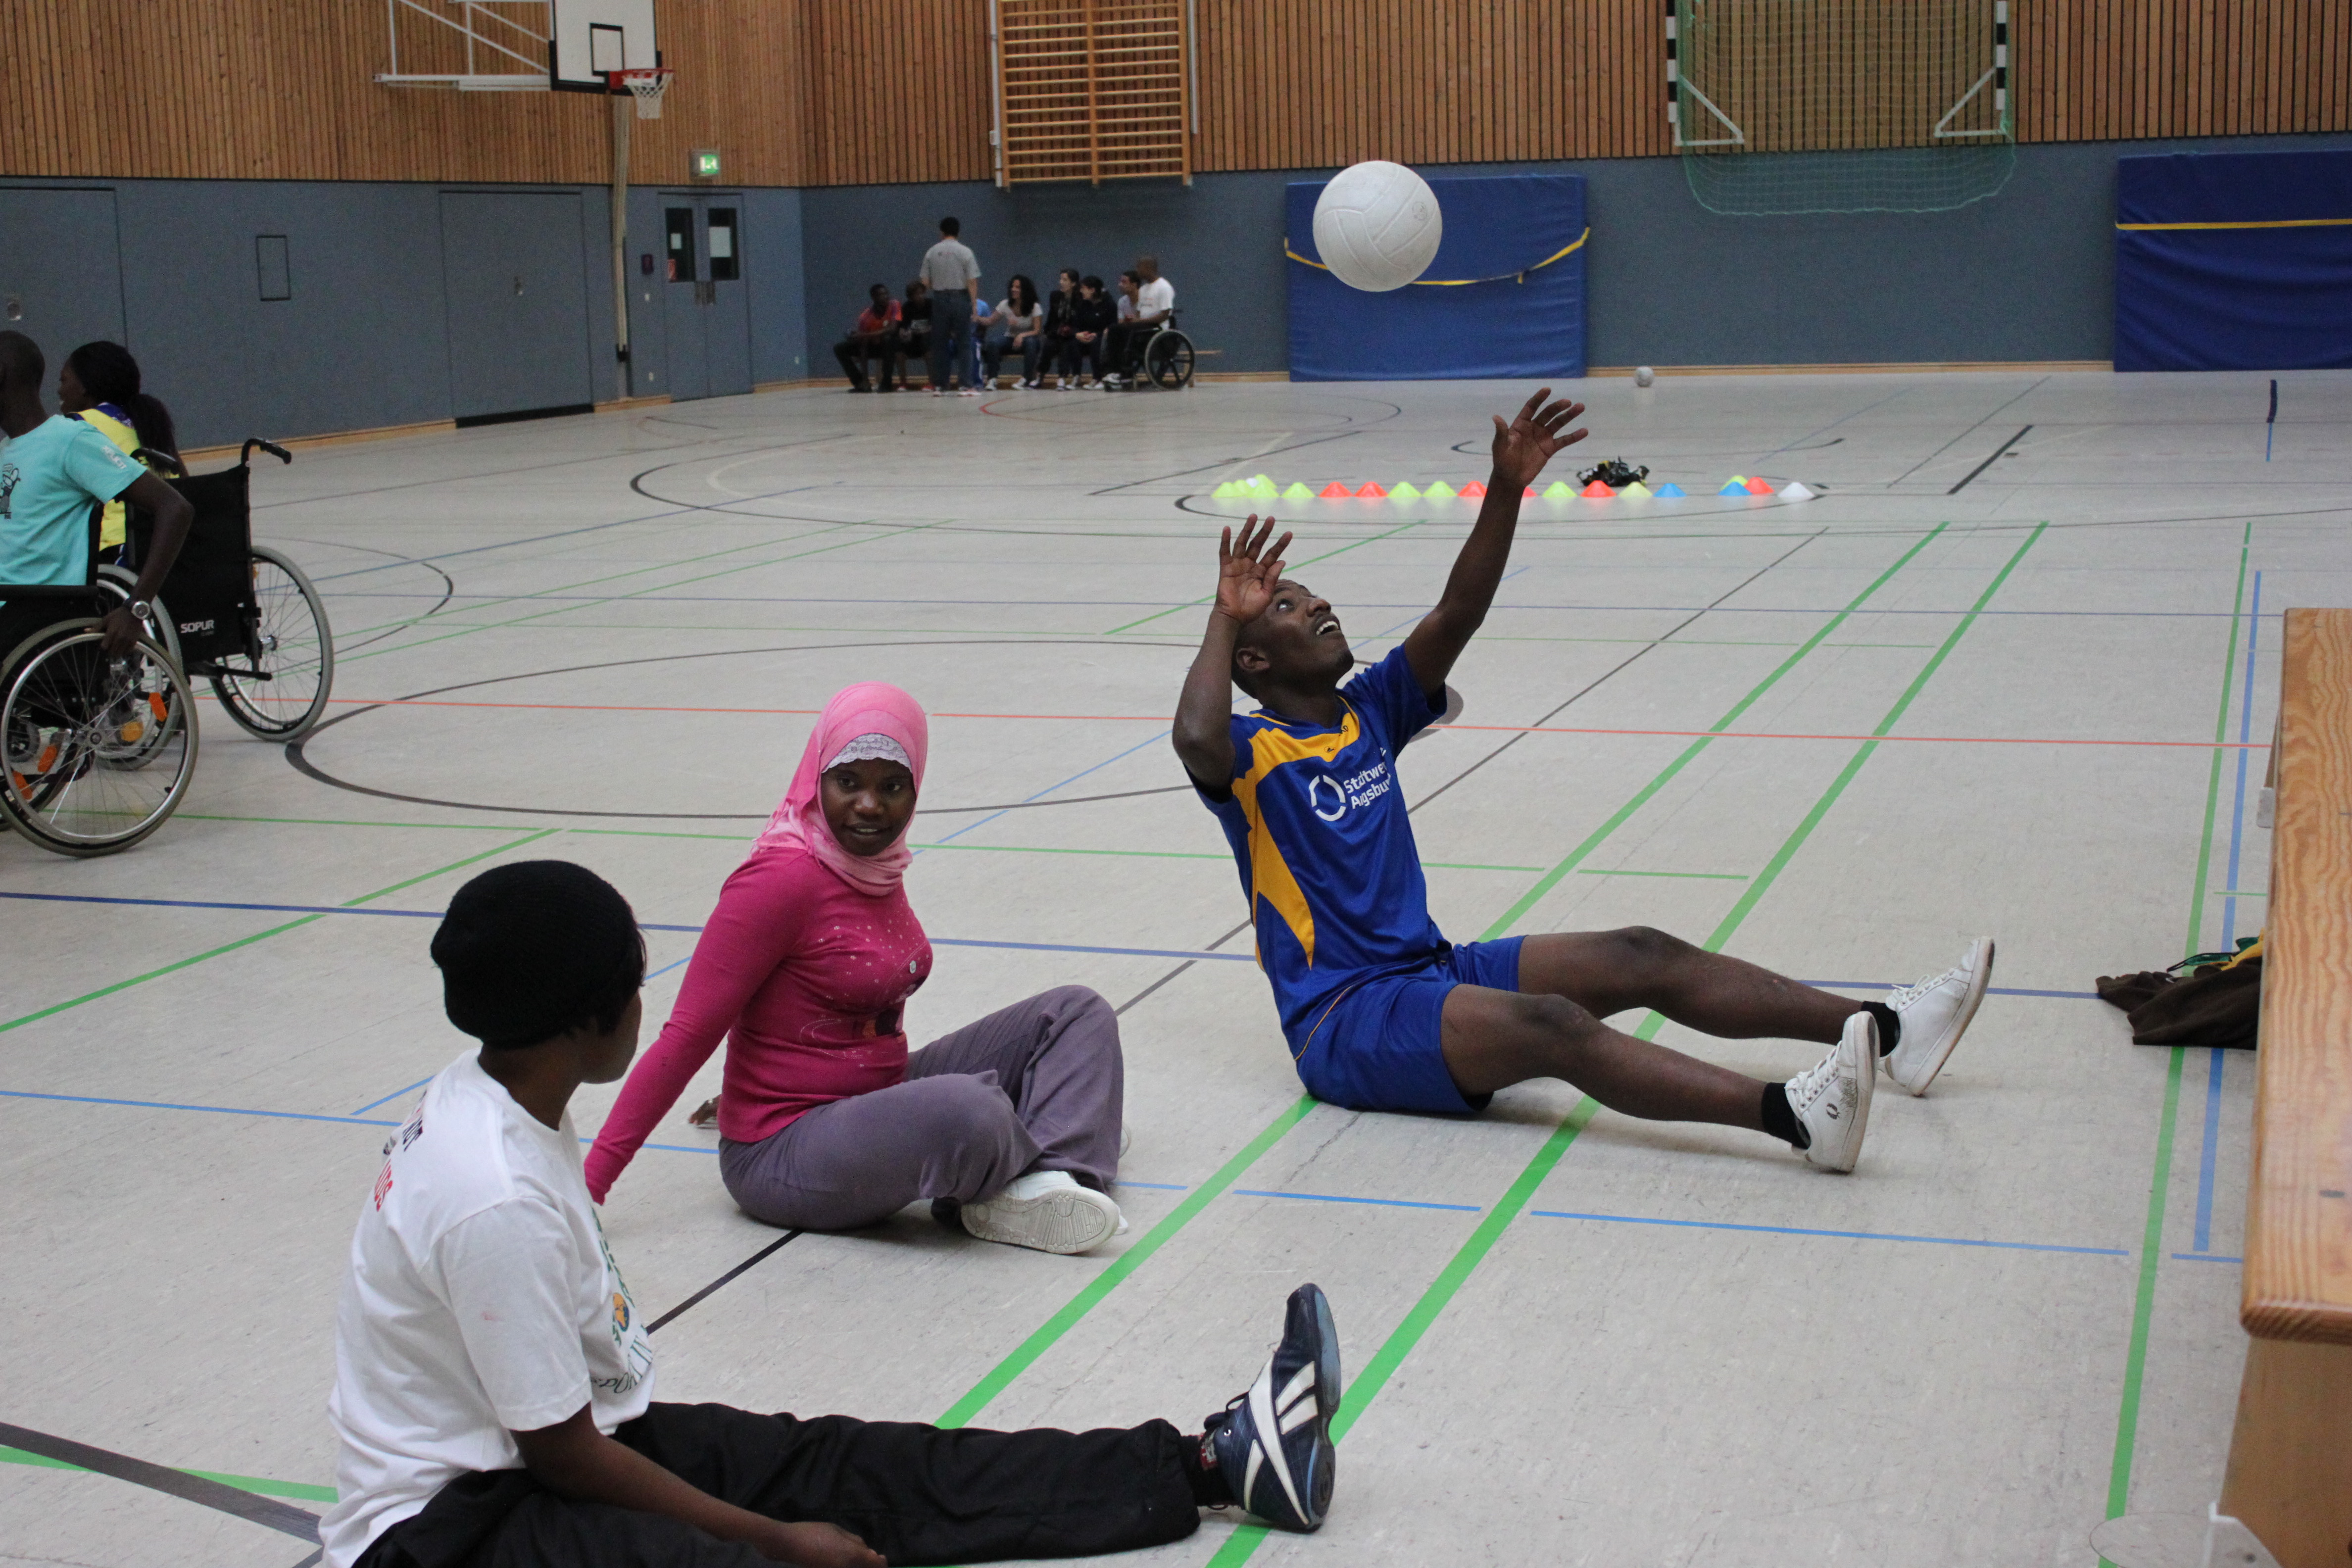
[{"x1": 4, "y1": 369, "x2": 2344, "y2": 1568}]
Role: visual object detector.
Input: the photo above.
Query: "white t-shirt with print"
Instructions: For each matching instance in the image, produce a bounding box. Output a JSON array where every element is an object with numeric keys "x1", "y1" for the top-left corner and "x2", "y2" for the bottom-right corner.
[{"x1": 320, "y1": 1053, "x2": 655, "y2": 1568}]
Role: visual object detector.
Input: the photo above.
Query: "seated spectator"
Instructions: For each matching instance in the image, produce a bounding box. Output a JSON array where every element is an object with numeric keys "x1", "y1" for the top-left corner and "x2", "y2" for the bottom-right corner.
[
  {"x1": 969, "y1": 295, "x2": 995, "y2": 391},
  {"x1": 1103, "y1": 255, "x2": 1175, "y2": 390},
  {"x1": 890, "y1": 280, "x2": 933, "y2": 394},
  {"x1": 831, "y1": 285, "x2": 902, "y2": 393},
  {"x1": 1059, "y1": 275, "x2": 1117, "y2": 389},
  {"x1": 986, "y1": 275, "x2": 1046, "y2": 390},
  {"x1": 1043, "y1": 268, "x2": 1081, "y2": 384}
]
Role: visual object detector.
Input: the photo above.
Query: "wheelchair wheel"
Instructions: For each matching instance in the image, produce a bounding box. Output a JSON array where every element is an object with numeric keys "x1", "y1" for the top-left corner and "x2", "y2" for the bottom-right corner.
[
  {"x1": 1145, "y1": 330, "x2": 1196, "y2": 391},
  {"x1": 209, "y1": 544, "x2": 334, "y2": 739},
  {"x1": 95, "y1": 565, "x2": 182, "y2": 671},
  {"x1": 1, "y1": 623, "x2": 198, "y2": 856}
]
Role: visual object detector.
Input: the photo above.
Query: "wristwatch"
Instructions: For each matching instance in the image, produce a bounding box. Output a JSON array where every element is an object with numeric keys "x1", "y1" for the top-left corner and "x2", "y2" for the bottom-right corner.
[{"x1": 127, "y1": 599, "x2": 151, "y2": 622}]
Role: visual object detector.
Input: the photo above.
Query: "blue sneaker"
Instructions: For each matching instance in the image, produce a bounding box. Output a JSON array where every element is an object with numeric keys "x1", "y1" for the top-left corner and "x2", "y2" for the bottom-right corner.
[{"x1": 1206, "y1": 1284, "x2": 1340, "y2": 1531}]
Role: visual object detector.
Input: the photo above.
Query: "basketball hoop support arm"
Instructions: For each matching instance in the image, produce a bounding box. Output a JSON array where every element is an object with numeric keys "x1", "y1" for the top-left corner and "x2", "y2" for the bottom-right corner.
[{"x1": 611, "y1": 91, "x2": 632, "y2": 389}]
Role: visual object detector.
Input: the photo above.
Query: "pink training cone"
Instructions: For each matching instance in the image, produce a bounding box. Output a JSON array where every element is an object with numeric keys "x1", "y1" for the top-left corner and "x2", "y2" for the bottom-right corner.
[
  {"x1": 1580, "y1": 480, "x2": 1615, "y2": 498},
  {"x1": 1459, "y1": 480, "x2": 1487, "y2": 497},
  {"x1": 1355, "y1": 481, "x2": 1387, "y2": 497},
  {"x1": 1523, "y1": 486, "x2": 1539, "y2": 497},
  {"x1": 1319, "y1": 482, "x2": 1351, "y2": 498},
  {"x1": 1744, "y1": 476, "x2": 1774, "y2": 494}
]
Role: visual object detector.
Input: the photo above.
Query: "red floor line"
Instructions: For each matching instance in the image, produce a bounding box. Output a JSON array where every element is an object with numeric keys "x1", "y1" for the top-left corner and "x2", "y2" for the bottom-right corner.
[{"x1": 320, "y1": 696, "x2": 2268, "y2": 750}]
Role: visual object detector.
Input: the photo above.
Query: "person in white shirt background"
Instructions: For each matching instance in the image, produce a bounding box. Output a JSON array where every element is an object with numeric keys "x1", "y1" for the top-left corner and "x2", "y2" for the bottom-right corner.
[
  {"x1": 917, "y1": 216, "x2": 983, "y2": 396},
  {"x1": 1103, "y1": 254, "x2": 1176, "y2": 390}
]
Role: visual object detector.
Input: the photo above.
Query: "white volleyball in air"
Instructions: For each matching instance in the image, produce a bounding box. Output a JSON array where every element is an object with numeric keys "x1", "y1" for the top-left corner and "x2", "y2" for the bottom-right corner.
[{"x1": 1312, "y1": 161, "x2": 1443, "y2": 293}]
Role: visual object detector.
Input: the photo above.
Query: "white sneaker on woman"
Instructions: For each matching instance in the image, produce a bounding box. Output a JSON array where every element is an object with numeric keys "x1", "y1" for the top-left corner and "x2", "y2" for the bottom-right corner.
[
  {"x1": 1787, "y1": 1012, "x2": 1875, "y2": 1173},
  {"x1": 951, "y1": 1171, "x2": 1122, "y2": 1254}
]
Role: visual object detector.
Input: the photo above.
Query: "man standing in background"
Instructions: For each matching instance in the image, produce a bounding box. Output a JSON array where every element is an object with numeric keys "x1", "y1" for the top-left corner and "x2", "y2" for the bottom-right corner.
[{"x1": 920, "y1": 217, "x2": 982, "y2": 397}]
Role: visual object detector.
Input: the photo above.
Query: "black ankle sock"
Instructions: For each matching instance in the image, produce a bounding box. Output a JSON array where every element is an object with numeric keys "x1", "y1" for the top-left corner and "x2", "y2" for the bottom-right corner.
[
  {"x1": 1862, "y1": 1002, "x2": 1901, "y2": 1053},
  {"x1": 1186, "y1": 1430, "x2": 1235, "y2": 1508},
  {"x1": 1760, "y1": 1081, "x2": 1810, "y2": 1149}
]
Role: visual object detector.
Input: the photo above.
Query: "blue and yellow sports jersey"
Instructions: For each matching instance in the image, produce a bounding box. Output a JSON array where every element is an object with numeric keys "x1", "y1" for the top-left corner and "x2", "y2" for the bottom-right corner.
[{"x1": 1198, "y1": 645, "x2": 1450, "y2": 1042}]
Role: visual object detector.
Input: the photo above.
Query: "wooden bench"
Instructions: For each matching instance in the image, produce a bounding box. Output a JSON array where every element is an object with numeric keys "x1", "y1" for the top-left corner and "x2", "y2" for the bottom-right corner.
[{"x1": 2215, "y1": 606, "x2": 2352, "y2": 1566}]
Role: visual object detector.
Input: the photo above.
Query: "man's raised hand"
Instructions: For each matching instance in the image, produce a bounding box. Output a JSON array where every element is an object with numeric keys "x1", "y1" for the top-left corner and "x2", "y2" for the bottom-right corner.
[
  {"x1": 1215, "y1": 515, "x2": 1292, "y2": 626},
  {"x1": 1489, "y1": 388, "x2": 1589, "y2": 490}
]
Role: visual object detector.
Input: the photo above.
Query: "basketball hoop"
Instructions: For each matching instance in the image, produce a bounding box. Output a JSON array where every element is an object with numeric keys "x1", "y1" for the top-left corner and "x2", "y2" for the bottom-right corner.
[{"x1": 611, "y1": 66, "x2": 673, "y2": 119}]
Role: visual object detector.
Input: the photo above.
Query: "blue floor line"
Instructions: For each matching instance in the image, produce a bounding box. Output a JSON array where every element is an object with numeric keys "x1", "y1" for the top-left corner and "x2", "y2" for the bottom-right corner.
[
  {"x1": 2195, "y1": 1046, "x2": 2227, "y2": 1254},
  {"x1": 2172, "y1": 1252, "x2": 2242, "y2": 1264},
  {"x1": 1234, "y1": 1187, "x2": 1484, "y2": 1213},
  {"x1": 351, "y1": 1077, "x2": 432, "y2": 1116},
  {"x1": 1529, "y1": 1209, "x2": 2128, "y2": 1256},
  {"x1": 923, "y1": 728, "x2": 1175, "y2": 851}
]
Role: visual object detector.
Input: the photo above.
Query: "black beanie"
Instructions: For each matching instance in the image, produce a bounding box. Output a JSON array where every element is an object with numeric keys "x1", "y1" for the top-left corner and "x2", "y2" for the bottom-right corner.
[{"x1": 431, "y1": 860, "x2": 645, "y2": 1048}]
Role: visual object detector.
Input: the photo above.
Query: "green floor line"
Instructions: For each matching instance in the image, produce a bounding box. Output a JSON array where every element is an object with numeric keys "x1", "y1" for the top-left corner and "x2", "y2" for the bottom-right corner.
[
  {"x1": 0, "y1": 829, "x2": 556, "y2": 1036},
  {"x1": 1100, "y1": 523, "x2": 1422, "y2": 637},
  {"x1": 0, "y1": 1446, "x2": 337, "y2": 1504},
  {"x1": 935, "y1": 1095, "x2": 1317, "y2": 1428},
  {"x1": 1696, "y1": 524, "x2": 2047, "y2": 953},
  {"x1": 2097, "y1": 523, "x2": 2250, "y2": 1564},
  {"x1": 1203, "y1": 1099, "x2": 1603, "y2": 1568},
  {"x1": 1477, "y1": 521, "x2": 1952, "y2": 942},
  {"x1": 1576, "y1": 868, "x2": 1749, "y2": 881}
]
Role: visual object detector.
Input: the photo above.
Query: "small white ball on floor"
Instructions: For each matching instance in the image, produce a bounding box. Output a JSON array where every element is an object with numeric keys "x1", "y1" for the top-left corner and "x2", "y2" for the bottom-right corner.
[{"x1": 1635, "y1": 366, "x2": 1656, "y2": 388}]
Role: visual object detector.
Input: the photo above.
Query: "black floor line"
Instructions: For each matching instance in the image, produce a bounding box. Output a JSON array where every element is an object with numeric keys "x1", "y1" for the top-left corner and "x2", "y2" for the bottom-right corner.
[
  {"x1": 645, "y1": 1231, "x2": 804, "y2": 1334},
  {"x1": 1886, "y1": 379, "x2": 2047, "y2": 487},
  {"x1": 1947, "y1": 426, "x2": 2034, "y2": 494},
  {"x1": 0, "y1": 1420, "x2": 321, "y2": 1543}
]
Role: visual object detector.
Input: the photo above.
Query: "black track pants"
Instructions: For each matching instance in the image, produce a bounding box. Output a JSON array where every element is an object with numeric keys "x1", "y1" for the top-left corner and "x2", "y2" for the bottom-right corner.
[{"x1": 356, "y1": 1402, "x2": 1204, "y2": 1568}]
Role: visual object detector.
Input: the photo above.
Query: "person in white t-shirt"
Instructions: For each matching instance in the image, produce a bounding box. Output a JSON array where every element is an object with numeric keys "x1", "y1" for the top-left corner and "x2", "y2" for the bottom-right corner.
[
  {"x1": 322, "y1": 860, "x2": 1346, "y2": 1568},
  {"x1": 1102, "y1": 254, "x2": 1176, "y2": 390}
]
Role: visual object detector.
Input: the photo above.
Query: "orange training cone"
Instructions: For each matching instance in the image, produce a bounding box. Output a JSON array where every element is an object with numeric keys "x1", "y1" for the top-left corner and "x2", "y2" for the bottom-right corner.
[
  {"x1": 1459, "y1": 480, "x2": 1487, "y2": 497},
  {"x1": 1319, "y1": 481, "x2": 1351, "y2": 498},
  {"x1": 1523, "y1": 486, "x2": 1539, "y2": 497},
  {"x1": 1744, "y1": 475, "x2": 1774, "y2": 494},
  {"x1": 1355, "y1": 481, "x2": 1387, "y2": 497},
  {"x1": 1580, "y1": 480, "x2": 1615, "y2": 498}
]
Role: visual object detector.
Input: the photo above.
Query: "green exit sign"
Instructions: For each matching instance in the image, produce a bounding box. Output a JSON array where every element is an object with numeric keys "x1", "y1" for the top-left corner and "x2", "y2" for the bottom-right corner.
[{"x1": 691, "y1": 148, "x2": 722, "y2": 181}]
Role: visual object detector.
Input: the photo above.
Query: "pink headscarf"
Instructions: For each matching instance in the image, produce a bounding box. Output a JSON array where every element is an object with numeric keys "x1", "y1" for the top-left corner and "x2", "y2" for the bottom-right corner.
[{"x1": 755, "y1": 682, "x2": 930, "y2": 895}]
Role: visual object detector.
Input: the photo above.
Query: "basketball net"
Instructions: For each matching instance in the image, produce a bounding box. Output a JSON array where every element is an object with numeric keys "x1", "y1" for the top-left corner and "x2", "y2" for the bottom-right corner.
[{"x1": 613, "y1": 67, "x2": 673, "y2": 120}]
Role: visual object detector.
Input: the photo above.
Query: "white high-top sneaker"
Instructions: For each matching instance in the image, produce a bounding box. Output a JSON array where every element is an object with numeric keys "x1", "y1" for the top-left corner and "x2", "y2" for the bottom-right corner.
[
  {"x1": 1787, "y1": 1011, "x2": 1875, "y2": 1173},
  {"x1": 954, "y1": 1171, "x2": 1122, "y2": 1254},
  {"x1": 1881, "y1": 937, "x2": 1995, "y2": 1096}
]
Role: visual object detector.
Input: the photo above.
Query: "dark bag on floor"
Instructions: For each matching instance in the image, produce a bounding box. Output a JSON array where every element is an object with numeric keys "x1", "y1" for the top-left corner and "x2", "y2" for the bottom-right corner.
[{"x1": 2096, "y1": 938, "x2": 2263, "y2": 1050}]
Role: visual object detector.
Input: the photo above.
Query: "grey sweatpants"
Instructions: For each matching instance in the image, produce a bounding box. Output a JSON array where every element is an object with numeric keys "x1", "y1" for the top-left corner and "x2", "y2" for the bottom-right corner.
[{"x1": 718, "y1": 984, "x2": 1123, "y2": 1231}]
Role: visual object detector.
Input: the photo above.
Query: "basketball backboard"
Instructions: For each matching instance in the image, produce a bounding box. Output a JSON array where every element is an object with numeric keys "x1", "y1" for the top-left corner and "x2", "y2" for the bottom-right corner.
[{"x1": 551, "y1": 0, "x2": 659, "y2": 92}]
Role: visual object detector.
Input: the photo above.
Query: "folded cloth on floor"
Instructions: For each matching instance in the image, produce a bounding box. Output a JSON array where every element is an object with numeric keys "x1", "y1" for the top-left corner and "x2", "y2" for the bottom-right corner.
[{"x1": 2096, "y1": 936, "x2": 2263, "y2": 1049}]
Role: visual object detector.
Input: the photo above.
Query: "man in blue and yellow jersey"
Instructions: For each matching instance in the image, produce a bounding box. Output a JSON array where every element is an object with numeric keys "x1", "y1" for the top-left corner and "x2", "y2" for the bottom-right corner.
[{"x1": 1172, "y1": 390, "x2": 1994, "y2": 1175}]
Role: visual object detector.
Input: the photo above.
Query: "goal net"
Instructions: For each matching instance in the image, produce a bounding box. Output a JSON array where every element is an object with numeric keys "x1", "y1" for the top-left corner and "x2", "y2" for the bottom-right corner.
[{"x1": 1670, "y1": 0, "x2": 2014, "y2": 216}]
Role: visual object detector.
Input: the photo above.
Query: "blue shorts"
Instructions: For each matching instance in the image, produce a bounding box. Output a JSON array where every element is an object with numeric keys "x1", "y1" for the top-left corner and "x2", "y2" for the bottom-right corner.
[{"x1": 1286, "y1": 937, "x2": 1525, "y2": 1115}]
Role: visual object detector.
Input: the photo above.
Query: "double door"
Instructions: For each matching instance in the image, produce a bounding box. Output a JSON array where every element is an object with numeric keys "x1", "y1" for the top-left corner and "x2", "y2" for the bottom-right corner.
[{"x1": 660, "y1": 195, "x2": 751, "y2": 401}]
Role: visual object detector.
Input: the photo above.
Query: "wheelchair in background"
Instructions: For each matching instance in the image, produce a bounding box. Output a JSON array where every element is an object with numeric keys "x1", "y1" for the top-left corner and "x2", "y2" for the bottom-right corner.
[{"x1": 1, "y1": 438, "x2": 332, "y2": 856}]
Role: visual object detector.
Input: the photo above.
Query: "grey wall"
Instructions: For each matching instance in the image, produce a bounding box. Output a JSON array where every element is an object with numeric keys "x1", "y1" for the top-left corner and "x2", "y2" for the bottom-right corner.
[
  {"x1": 796, "y1": 131, "x2": 2352, "y2": 375},
  {"x1": 0, "y1": 177, "x2": 804, "y2": 448}
]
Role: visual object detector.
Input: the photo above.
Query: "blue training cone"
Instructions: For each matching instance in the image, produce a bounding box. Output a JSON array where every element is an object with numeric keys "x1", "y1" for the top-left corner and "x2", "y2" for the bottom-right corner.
[
  {"x1": 1654, "y1": 482, "x2": 1686, "y2": 498},
  {"x1": 1717, "y1": 479, "x2": 1750, "y2": 496}
]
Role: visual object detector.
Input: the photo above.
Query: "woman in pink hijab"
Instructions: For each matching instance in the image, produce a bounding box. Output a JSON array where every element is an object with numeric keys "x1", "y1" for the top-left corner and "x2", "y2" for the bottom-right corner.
[{"x1": 586, "y1": 682, "x2": 1127, "y2": 1253}]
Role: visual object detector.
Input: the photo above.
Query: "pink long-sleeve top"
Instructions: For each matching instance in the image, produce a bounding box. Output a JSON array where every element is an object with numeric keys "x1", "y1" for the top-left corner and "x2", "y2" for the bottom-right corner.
[{"x1": 585, "y1": 843, "x2": 932, "y2": 1201}]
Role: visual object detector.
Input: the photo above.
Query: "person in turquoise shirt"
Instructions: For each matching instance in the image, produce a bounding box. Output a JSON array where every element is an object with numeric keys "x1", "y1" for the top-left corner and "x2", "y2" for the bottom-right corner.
[{"x1": 0, "y1": 331, "x2": 192, "y2": 661}]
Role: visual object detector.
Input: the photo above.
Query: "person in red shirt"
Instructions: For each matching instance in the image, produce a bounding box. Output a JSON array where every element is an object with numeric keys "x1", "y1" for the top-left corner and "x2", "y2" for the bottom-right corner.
[
  {"x1": 831, "y1": 284, "x2": 903, "y2": 393},
  {"x1": 586, "y1": 683, "x2": 1130, "y2": 1255}
]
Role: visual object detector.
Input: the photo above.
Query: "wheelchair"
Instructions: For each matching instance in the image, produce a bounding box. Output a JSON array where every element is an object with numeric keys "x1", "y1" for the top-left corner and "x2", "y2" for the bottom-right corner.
[
  {"x1": 1, "y1": 438, "x2": 331, "y2": 857},
  {"x1": 1111, "y1": 310, "x2": 1197, "y2": 391}
]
